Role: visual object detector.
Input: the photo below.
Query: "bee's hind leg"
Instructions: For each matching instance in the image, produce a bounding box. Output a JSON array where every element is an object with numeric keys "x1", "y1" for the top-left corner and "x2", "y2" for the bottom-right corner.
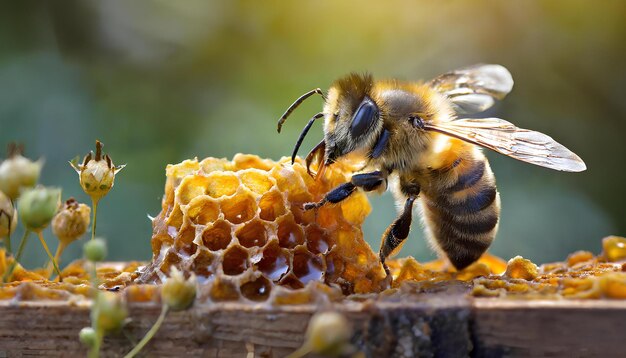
[
  {"x1": 303, "y1": 171, "x2": 386, "y2": 210},
  {"x1": 379, "y1": 195, "x2": 418, "y2": 285}
]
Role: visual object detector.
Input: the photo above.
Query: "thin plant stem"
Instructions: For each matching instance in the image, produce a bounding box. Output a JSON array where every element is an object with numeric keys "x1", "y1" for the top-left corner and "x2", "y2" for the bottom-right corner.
[
  {"x1": 285, "y1": 344, "x2": 311, "y2": 358},
  {"x1": 91, "y1": 199, "x2": 99, "y2": 241},
  {"x1": 53, "y1": 241, "x2": 67, "y2": 266},
  {"x1": 7, "y1": 199, "x2": 14, "y2": 253},
  {"x1": 89, "y1": 262, "x2": 102, "y2": 358},
  {"x1": 2, "y1": 201, "x2": 14, "y2": 254},
  {"x1": 5, "y1": 219, "x2": 11, "y2": 254},
  {"x1": 3, "y1": 229, "x2": 30, "y2": 282},
  {"x1": 88, "y1": 329, "x2": 103, "y2": 358},
  {"x1": 37, "y1": 231, "x2": 61, "y2": 279},
  {"x1": 123, "y1": 305, "x2": 169, "y2": 358},
  {"x1": 47, "y1": 241, "x2": 67, "y2": 276}
]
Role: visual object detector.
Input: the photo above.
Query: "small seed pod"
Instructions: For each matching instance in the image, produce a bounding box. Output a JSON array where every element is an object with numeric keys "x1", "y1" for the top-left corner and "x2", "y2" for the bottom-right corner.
[
  {"x1": 0, "y1": 190, "x2": 17, "y2": 238},
  {"x1": 0, "y1": 143, "x2": 44, "y2": 200},
  {"x1": 52, "y1": 198, "x2": 91, "y2": 246},
  {"x1": 161, "y1": 267, "x2": 197, "y2": 311},
  {"x1": 84, "y1": 238, "x2": 107, "y2": 262},
  {"x1": 79, "y1": 327, "x2": 97, "y2": 348},
  {"x1": 304, "y1": 311, "x2": 351, "y2": 356},
  {"x1": 93, "y1": 292, "x2": 128, "y2": 333},
  {"x1": 70, "y1": 140, "x2": 125, "y2": 202},
  {"x1": 17, "y1": 186, "x2": 61, "y2": 232}
]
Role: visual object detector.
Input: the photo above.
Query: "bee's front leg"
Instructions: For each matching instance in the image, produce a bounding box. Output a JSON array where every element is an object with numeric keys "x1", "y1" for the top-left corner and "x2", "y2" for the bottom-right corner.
[
  {"x1": 303, "y1": 171, "x2": 386, "y2": 210},
  {"x1": 379, "y1": 196, "x2": 417, "y2": 278}
]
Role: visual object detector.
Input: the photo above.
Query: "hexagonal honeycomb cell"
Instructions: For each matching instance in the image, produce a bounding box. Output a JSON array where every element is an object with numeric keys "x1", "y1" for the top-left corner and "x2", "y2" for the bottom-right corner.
[{"x1": 136, "y1": 154, "x2": 386, "y2": 302}]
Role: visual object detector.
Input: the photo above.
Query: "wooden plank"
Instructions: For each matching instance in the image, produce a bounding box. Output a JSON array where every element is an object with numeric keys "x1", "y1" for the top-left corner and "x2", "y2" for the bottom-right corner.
[
  {"x1": 0, "y1": 290, "x2": 472, "y2": 357},
  {"x1": 0, "y1": 297, "x2": 625, "y2": 357},
  {"x1": 471, "y1": 299, "x2": 626, "y2": 358}
]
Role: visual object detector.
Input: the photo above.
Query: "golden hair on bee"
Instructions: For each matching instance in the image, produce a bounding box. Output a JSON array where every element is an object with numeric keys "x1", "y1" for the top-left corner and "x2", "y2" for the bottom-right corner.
[
  {"x1": 277, "y1": 64, "x2": 586, "y2": 279},
  {"x1": 333, "y1": 73, "x2": 374, "y2": 104}
]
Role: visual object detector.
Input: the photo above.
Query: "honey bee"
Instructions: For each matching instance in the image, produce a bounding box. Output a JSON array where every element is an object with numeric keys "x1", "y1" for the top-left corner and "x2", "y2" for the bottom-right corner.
[{"x1": 277, "y1": 64, "x2": 586, "y2": 276}]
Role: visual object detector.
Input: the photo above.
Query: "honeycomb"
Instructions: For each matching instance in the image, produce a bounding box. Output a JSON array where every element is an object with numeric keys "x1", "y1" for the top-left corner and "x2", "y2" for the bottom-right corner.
[{"x1": 135, "y1": 154, "x2": 387, "y2": 302}]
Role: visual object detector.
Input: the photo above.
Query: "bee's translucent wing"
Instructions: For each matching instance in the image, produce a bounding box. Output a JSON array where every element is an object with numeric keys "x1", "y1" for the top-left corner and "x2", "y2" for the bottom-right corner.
[
  {"x1": 424, "y1": 118, "x2": 586, "y2": 172},
  {"x1": 428, "y1": 64, "x2": 514, "y2": 115}
]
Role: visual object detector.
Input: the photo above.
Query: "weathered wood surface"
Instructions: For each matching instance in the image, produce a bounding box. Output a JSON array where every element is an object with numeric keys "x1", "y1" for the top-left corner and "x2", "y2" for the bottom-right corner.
[
  {"x1": 0, "y1": 296, "x2": 625, "y2": 357},
  {"x1": 472, "y1": 299, "x2": 626, "y2": 357}
]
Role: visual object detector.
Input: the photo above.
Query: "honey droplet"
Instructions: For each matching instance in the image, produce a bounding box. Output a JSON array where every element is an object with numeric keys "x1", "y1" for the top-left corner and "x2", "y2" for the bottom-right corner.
[
  {"x1": 280, "y1": 274, "x2": 304, "y2": 290},
  {"x1": 292, "y1": 249, "x2": 324, "y2": 285},
  {"x1": 258, "y1": 242, "x2": 289, "y2": 281},
  {"x1": 305, "y1": 224, "x2": 331, "y2": 254},
  {"x1": 240, "y1": 276, "x2": 272, "y2": 301},
  {"x1": 278, "y1": 218, "x2": 305, "y2": 249},
  {"x1": 603, "y1": 236, "x2": 626, "y2": 262}
]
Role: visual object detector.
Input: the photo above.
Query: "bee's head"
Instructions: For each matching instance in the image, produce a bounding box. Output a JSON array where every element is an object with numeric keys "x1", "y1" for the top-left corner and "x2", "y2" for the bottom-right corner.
[{"x1": 323, "y1": 73, "x2": 383, "y2": 164}]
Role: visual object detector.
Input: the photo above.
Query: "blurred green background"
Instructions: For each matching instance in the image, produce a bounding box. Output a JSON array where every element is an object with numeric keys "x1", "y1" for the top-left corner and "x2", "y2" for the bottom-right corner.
[{"x1": 1, "y1": 1, "x2": 624, "y2": 268}]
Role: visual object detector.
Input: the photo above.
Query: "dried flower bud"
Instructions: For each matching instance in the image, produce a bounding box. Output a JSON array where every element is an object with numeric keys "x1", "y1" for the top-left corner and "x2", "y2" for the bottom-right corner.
[
  {"x1": 0, "y1": 144, "x2": 43, "y2": 200},
  {"x1": 84, "y1": 238, "x2": 107, "y2": 262},
  {"x1": 79, "y1": 327, "x2": 97, "y2": 348},
  {"x1": 304, "y1": 311, "x2": 351, "y2": 356},
  {"x1": 70, "y1": 140, "x2": 125, "y2": 202},
  {"x1": 52, "y1": 198, "x2": 91, "y2": 245},
  {"x1": 0, "y1": 190, "x2": 17, "y2": 238},
  {"x1": 93, "y1": 292, "x2": 128, "y2": 333},
  {"x1": 17, "y1": 186, "x2": 61, "y2": 232},
  {"x1": 161, "y1": 267, "x2": 197, "y2": 311}
]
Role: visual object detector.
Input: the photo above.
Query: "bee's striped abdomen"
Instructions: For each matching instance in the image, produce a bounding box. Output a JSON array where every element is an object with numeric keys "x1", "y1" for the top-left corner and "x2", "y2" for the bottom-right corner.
[{"x1": 421, "y1": 153, "x2": 500, "y2": 270}]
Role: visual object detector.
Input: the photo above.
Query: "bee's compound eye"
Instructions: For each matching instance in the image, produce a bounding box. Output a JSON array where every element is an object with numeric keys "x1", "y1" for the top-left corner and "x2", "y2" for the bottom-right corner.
[
  {"x1": 350, "y1": 97, "x2": 379, "y2": 138},
  {"x1": 410, "y1": 115, "x2": 425, "y2": 129}
]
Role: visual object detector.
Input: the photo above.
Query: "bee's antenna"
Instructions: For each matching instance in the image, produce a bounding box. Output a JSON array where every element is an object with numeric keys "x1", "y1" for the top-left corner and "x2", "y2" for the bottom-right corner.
[
  {"x1": 277, "y1": 88, "x2": 326, "y2": 133},
  {"x1": 291, "y1": 112, "x2": 324, "y2": 164}
]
